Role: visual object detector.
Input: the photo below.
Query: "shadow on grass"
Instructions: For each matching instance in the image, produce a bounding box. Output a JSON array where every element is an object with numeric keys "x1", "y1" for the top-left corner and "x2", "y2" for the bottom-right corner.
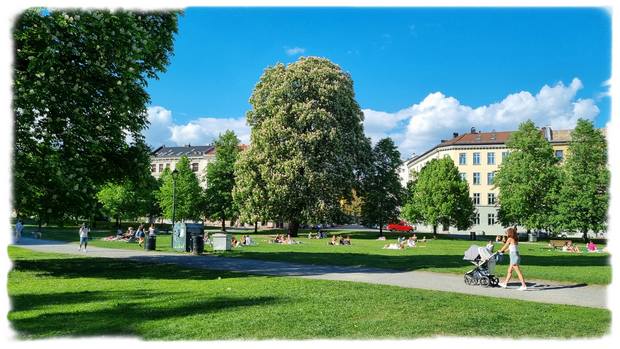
[
  {"x1": 10, "y1": 292, "x2": 283, "y2": 338},
  {"x1": 10, "y1": 256, "x2": 243, "y2": 281}
]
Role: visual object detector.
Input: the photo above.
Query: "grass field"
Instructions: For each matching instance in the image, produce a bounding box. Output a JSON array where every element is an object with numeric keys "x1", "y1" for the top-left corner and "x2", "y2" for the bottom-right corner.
[
  {"x1": 7, "y1": 246, "x2": 610, "y2": 339},
  {"x1": 22, "y1": 225, "x2": 611, "y2": 285}
]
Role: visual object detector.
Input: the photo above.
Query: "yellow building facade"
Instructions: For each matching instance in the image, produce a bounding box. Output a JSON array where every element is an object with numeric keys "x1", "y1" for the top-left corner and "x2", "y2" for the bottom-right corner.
[{"x1": 403, "y1": 127, "x2": 571, "y2": 235}]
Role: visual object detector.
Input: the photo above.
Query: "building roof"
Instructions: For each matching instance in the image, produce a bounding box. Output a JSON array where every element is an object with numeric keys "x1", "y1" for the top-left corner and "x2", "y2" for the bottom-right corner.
[
  {"x1": 414, "y1": 127, "x2": 575, "y2": 162},
  {"x1": 151, "y1": 144, "x2": 250, "y2": 158},
  {"x1": 151, "y1": 145, "x2": 214, "y2": 158}
]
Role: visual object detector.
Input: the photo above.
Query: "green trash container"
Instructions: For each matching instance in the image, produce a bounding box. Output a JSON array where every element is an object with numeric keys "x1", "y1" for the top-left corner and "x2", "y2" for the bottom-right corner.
[
  {"x1": 145, "y1": 235, "x2": 156, "y2": 251},
  {"x1": 191, "y1": 233, "x2": 204, "y2": 255}
]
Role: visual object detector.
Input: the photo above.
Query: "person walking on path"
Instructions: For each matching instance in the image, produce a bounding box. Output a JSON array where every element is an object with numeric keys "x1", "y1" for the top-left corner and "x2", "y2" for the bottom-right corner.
[
  {"x1": 497, "y1": 227, "x2": 527, "y2": 291},
  {"x1": 14, "y1": 219, "x2": 24, "y2": 242},
  {"x1": 79, "y1": 223, "x2": 90, "y2": 252}
]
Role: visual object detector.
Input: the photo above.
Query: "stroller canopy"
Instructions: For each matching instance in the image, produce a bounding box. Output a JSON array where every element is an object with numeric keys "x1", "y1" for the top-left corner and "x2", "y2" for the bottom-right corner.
[{"x1": 463, "y1": 245, "x2": 492, "y2": 261}]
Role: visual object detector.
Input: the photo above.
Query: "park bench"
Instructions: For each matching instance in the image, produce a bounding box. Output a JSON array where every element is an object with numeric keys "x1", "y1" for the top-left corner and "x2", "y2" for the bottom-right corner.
[{"x1": 549, "y1": 239, "x2": 569, "y2": 249}]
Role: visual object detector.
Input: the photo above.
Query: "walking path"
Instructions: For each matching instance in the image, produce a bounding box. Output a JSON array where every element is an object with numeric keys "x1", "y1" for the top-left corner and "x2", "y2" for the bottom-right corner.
[{"x1": 13, "y1": 238, "x2": 607, "y2": 309}]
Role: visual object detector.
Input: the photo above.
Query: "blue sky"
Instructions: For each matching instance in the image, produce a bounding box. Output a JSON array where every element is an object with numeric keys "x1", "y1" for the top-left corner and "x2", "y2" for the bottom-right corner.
[{"x1": 144, "y1": 7, "x2": 611, "y2": 158}]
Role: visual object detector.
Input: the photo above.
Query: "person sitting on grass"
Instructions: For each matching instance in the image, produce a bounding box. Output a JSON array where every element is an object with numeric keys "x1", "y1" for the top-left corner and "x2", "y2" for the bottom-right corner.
[
  {"x1": 485, "y1": 240, "x2": 494, "y2": 253},
  {"x1": 412, "y1": 234, "x2": 418, "y2": 242},
  {"x1": 231, "y1": 236, "x2": 240, "y2": 248},
  {"x1": 406, "y1": 236, "x2": 416, "y2": 248},
  {"x1": 136, "y1": 225, "x2": 146, "y2": 247},
  {"x1": 377, "y1": 236, "x2": 386, "y2": 241},
  {"x1": 329, "y1": 235, "x2": 337, "y2": 245},
  {"x1": 587, "y1": 240, "x2": 599, "y2": 253},
  {"x1": 344, "y1": 235, "x2": 352, "y2": 245},
  {"x1": 308, "y1": 231, "x2": 314, "y2": 239}
]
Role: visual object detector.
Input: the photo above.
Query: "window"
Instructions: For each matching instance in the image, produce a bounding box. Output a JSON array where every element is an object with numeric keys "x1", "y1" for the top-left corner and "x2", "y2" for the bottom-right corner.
[
  {"x1": 473, "y1": 193, "x2": 480, "y2": 205},
  {"x1": 150, "y1": 164, "x2": 156, "y2": 173},
  {"x1": 459, "y1": 153, "x2": 467, "y2": 165},
  {"x1": 165, "y1": 163, "x2": 170, "y2": 169},
  {"x1": 555, "y1": 150, "x2": 564, "y2": 161},
  {"x1": 502, "y1": 151, "x2": 510, "y2": 161},
  {"x1": 487, "y1": 152, "x2": 495, "y2": 165},
  {"x1": 474, "y1": 212, "x2": 480, "y2": 225},
  {"x1": 473, "y1": 152, "x2": 480, "y2": 165},
  {"x1": 488, "y1": 193, "x2": 496, "y2": 205},
  {"x1": 192, "y1": 163, "x2": 199, "y2": 172},
  {"x1": 459, "y1": 172, "x2": 466, "y2": 181},
  {"x1": 158, "y1": 164, "x2": 163, "y2": 172},
  {"x1": 488, "y1": 213, "x2": 496, "y2": 225},
  {"x1": 487, "y1": 172, "x2": 495, "y2": 185},
  {"x1": 473, "y1": 172, "x2": 480, "y2": 185}
]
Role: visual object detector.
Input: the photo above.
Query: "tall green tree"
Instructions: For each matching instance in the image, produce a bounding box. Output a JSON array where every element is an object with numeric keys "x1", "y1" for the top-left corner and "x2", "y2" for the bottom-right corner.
[
  {"x1": 204, "y1": 131, "x2": 241, "y2": 231},
  {"x1": 402, "y1": 157, "x2": 475, "y2": 237},
  {"x1": 233, "y1": 148, "x2": 269, "y2": 233},
  {"x1": 235, "y1": 57, "x2": 371, "y2": 236},
  {"x1": 12, "y1": 9, "x2": 178, "y2": 225},
  {"x1": 555, "y1": 119, "x2": 609, "y2": 241},
  {"x1": 157, "y1": 156, "x2": 203, "y2": 222},
  {"x1": 360, "y1": 138, "x2": 404, "y2": 236},
  {"x1": 494, "y1": 120, "x2": 560, "y2": 232}
]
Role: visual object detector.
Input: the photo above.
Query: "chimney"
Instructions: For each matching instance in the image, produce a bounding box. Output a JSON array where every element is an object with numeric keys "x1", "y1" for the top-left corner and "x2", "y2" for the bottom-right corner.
[
  {"x1": 470, "y1": 127, "x2": 476, "y2": 134},
  {"x1": 453, "y1": 132, "x2": 459, "y2": 138},
  {"x1": 542, "y1": 126, "x2": 553, "y2": 141},
  {"x1": 490, "y1": 129, "x2": 496, "y2": 140}
]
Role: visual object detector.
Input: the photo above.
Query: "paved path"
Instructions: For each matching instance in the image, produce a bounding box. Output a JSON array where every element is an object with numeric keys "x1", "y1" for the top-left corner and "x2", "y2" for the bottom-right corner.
[{"x1": 13, "y1": 238, "x2": 607, "y2": 309}]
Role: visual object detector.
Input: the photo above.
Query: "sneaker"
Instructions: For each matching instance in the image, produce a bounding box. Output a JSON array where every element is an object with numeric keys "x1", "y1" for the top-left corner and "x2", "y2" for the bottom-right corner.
[
  {"x1": 498, "y1": 282, "x2": 507, "y2": 288},
  {"x1": 518, "y1": 285, "x2": 527, "y2": 291}
]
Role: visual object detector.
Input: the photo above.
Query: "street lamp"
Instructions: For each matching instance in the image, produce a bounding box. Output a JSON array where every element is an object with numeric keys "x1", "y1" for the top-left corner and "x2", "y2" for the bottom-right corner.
[{"x1": 171, "y1": 169, "x2": 179, "y2": 236}]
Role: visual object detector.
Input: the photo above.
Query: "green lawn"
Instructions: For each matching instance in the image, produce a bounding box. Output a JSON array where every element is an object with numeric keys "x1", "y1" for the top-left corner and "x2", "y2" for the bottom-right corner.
[
  {"x1": 22, "y1": 226, "x2": 611, "y2": 285},
  {"x1": 7, "y1": 246, "x2": 610, "y2": 339}
]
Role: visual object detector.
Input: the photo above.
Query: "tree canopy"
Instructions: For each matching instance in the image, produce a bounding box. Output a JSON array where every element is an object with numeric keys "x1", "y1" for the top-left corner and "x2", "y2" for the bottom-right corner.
[
  {"x1": 12, "y1": 9, "x2": 179, "y2": 223},
  {"x1": 204, "y1": 131, "x2": 241, "y2": 231},
  {"x1": 494, "y1": 120, "x2": 560, "y2": 231},
  {"x1": 235, "y1": 57, "x2": 371, "y2": 235},
  {"x1": 360, "y1": 138, "x2": 404, "y2": 236},
  {"x1": 402, "y1": 157, "x2": 475, "y2": 235},
  {"x1": 555, "y1": 119, "x2": 609, "y2": 239},
  {"x1": 157, "y1": 156, "x2": 203, "y2": 222}
]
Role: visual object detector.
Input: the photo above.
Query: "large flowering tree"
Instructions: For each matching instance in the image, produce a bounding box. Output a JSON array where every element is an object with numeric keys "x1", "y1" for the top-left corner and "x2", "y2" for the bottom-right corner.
[{"x1": 234, "y1": 57, "x2": 371, "y2": 236}]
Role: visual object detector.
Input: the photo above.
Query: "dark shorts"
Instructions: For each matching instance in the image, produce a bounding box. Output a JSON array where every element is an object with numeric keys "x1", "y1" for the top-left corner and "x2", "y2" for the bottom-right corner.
[{"x1": 80, "y1": 237, "x2": 88, "y2": 244}]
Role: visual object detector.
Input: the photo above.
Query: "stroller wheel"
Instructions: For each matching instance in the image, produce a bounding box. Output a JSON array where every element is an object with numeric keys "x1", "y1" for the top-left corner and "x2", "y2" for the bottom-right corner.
[
  {"x1": 464, "y1": 274, "x2": 474, "y2": 285},
  {"x1": 490, "y1": 276, "x2": 499, "y2": 287},
  {"x1": 479, "y1": 276, "x2": 490, "y2": 287}
]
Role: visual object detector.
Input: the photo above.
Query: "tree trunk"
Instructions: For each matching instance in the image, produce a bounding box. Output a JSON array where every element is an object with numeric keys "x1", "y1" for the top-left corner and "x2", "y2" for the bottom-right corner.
[
  {"x1": 116, "y1": 215, "x2": 120, "y2": 229},
  {"x1": 221, "y1": 215, "x2": 226, "y2": 232},
  {"x1": 38, "y1": 215, "x2": 42, "y2": 232},
  {"x1": 288, "y1": 220, "x2": 300, "y2": 237},
  {"x1": 254, "y1": 221, "x2": 258, "y2": 234},
  {"x1": 582, "y1": 229, "x2": 588, "y2": 243},
  {"x1": 433, "y1": 225, "x2": 437, "y2": 238}
]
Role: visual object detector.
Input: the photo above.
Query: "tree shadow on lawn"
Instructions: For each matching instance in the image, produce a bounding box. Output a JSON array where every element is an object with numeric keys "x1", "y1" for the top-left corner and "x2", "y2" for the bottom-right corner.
[
  {"x1": 10, "y1": 256, "x2": 244, "y2": 281},
  {"x1": 224, "y1": 251, "x2": 610, "y2": 273},
  {"x1": 10, "y1": 292, "x2": 283, "y2": 338}
]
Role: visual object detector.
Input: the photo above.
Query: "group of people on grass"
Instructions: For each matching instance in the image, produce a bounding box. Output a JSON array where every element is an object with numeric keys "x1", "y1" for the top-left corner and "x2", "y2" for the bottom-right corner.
[
  {"x1": 328, "y1": 235, "x2": 352, "y2": 246},
  {"x1": 230, "y1": 235, "x2": 255, "y2": 248},
  {"x1": 102, "y1": 224, "x2": 156, "y2": 247},
  {"x1": 270, "y1": 234, "x2": 301, "y2": 245},
  {"x1": 557, "y1": 240, "x2": 605, "y2": 253},
  {"x1": 382, "y1": 234, "x2": 425, "y2": 250},
  {"x1": 308, "y1": 230, "x2": 328, "y2": 239}
]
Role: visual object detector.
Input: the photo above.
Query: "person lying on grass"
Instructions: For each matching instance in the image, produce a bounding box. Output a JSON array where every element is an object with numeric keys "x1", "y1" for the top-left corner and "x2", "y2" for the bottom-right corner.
[
  {"x1": 383, "y1": 243, "x2": 404, "y2": 250},
  {"x1": 587, "y1": 241, "x2": 599, "y2": 253},
  {"x1": 340, "y1": 235, "x2": 352, "y2": 246},
  {"x1": 562, "y1": 241, "x2": 581, "y2": 253}
]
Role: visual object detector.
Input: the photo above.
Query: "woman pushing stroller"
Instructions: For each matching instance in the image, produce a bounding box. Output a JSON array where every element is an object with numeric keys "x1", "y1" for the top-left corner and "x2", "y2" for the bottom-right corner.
[{"x1": 497, "y1": 227, "x2": 527, "y2": 291}]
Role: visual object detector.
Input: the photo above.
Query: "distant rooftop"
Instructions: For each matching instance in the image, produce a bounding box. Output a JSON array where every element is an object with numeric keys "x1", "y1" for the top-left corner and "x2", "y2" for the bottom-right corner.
[
  {"x1": 151, "y1": 145, "x2": 214, "y2": 158},
  {"x1": 151, "y1": 144, "x2": 249, "y2": 158}
]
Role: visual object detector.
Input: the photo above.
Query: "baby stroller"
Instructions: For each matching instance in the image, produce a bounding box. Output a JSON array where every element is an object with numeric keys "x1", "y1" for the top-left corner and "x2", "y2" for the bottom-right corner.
[{"x1": 463, "y1": 245, "x2": 500, "y2": 287}]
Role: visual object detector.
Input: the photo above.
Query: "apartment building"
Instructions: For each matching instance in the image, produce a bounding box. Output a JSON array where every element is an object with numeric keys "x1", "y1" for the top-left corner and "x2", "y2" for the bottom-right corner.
[{"x1": 402, "y1": 126, "x2": 572, "y2": 235}]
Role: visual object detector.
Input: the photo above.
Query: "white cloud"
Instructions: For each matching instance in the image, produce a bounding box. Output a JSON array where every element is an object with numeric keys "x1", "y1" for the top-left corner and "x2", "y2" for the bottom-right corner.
[
  {"x1": 143, "y1": 106, "x2": 250, "y2": 148},
  {"x1": 285, "y1": 47, "x2": 306, "y2": 56},
  {"x1": 362, "y1": 78, "x2": 600, "y2": 159}
]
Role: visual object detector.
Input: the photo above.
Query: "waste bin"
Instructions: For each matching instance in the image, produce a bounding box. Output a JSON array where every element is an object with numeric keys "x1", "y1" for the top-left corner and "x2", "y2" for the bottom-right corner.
[
  {"x1": 528, "y1": 233, "x2": 537, "y2": 242},
  {"x1": 213, "y1": 233, "x2": 232, "y2": 251},
  {"x1": 172, "y1": 223, "x2": 204, "y2": 252},
  {"x1": 191, "y1": 232, "x2": 204, "y2": 255},
  {"x1": 145, "y1": 235, "x2": 156, "y2": 251}
]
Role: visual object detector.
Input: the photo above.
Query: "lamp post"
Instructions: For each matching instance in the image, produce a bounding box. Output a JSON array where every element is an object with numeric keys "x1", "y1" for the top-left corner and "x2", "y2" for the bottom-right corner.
[{"x1": 171, "y1": 169, "x2": 179, "y2": 246}]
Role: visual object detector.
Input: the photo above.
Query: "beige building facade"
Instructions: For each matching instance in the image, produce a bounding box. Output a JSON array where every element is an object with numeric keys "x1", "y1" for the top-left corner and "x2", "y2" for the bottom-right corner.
[
  {"x1": 402, "y1": 127, "x2": 571, "y2": 236},
  {"x1": 150, "y1": 145, "x2": 216, "y2": 188}
]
